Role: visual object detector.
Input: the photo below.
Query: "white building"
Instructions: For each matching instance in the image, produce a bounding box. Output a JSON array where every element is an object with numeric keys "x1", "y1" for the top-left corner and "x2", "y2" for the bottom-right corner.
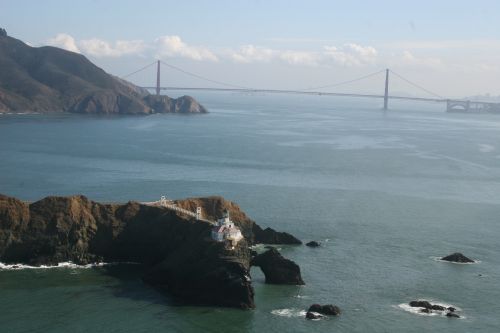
[{"x1": 211, "y1": 210, "x2": 243, "y2": 246}]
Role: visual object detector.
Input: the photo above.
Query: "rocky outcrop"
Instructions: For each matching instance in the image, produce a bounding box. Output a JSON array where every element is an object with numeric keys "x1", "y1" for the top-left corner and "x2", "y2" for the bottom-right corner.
[
  {"x1": 174, "y1": 196, "x2": 300, "y2": 246},
  {"x1": 308, "y1": 304, "x2": 341, "y2": 316},
  {"x1": 0, "y1": 29, "x2": 207, "y2": 114},
  {"x1": 143, "y1": 95, "x2": 207, "y2": 114},
  {"x1": 441, "y1": 252, "x2": 475, "y2": 263},
  {"x1": 306, "y1": 241, "x2": 320, "y2": 247},
  {"x1": 251, "y1": 248, "x2": 304, "y2": 285},
  {"x1": 0, "y1": 193, "x2": 303, "y2": 308},
  {"x1": 409, "y1": 300, "x2": 459, "y2": 317},
  {"x1": 252, "y1": 225, "x2": 302, "y2": 245},
  {"x1": 409, "y1": 301, "x2": 445, "y2": 311},
  {"x1": 305, "y1": 311, "x2": 322, "y2": 320},
  {"x1": 143, "y1": 240, "x2": 254, "y2": 309}
]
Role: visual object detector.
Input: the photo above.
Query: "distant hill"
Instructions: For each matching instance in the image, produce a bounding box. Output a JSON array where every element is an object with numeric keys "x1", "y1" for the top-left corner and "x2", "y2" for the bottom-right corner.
[{"x1": 0, "y1": 28, "x2": 207, "y2": 114}]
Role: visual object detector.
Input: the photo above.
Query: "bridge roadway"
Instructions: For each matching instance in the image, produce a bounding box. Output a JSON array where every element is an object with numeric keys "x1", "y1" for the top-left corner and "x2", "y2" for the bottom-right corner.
[
  {"x1": 142, "y1": 199, "x2": 216, "y2": 225},
  {"x1": 142, "y1": 86, "x2": 446, "y2": 103}
]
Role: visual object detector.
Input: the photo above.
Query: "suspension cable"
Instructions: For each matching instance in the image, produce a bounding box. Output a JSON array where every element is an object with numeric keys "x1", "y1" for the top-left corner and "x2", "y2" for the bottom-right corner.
[
  {"x1": 120, "y1": 61, "x2": 158, "y2": 79},
  {"x1": 389, "y1": 69, "x2": 444, "y2": 99},
  {"x1": 160, "y1": 60, "x2": 252, "y2": 89},
  {"x1": 301, "y1": 69, "x2": 386, "y2": 91}
]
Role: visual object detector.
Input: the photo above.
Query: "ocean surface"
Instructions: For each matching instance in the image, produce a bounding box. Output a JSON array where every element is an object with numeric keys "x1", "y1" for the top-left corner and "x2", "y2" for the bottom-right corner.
[{"x1": 1, "y1": 93, "x2": 499, "y2": 332}]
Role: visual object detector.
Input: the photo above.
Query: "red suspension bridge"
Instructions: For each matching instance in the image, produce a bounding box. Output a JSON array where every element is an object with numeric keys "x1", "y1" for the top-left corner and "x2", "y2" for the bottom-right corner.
[{"x1": 122, "y1": 60, "x2": 500, "y2": 113}]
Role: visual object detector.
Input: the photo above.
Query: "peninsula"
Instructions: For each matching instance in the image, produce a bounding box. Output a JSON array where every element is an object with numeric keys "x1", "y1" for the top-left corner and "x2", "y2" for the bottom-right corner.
[
  {"x1": 0, "y1": 194, "x2": 303, "y2": 309},
  {"x1": 0, "y1": 28, "x2": 206, "y2": 114}
]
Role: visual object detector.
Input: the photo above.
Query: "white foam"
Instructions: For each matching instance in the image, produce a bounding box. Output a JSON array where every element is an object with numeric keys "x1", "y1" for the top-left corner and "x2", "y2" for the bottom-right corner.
[
  {"x1": 271, "y1": 308, "x2": 307, "y2": 318},
  {"x1": 397, "y1": 301, "x2": 464, "y2": 319},
  {"x1": 0, "y1": 261, "x2": 139, "y2": 270}
]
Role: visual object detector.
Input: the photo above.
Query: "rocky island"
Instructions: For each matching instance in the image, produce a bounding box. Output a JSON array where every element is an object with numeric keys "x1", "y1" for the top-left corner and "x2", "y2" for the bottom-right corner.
[
  {"x1": 0, "y1": 28, "x2": 206, "y2": 114},
  {"x1": 0, "y1": 194, "x2": 302, "y2": 309}
]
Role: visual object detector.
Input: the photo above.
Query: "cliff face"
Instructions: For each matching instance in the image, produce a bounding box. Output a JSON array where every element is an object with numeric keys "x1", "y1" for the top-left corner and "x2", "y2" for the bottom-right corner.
[
  {"x1": 0, "y1": 29, "x2": 206, "y2": 114},
  {"x1": 0, "y1": 194, "x2": 298, "y2": 308},
  {"x1": 173, "y1": 196, "x2": 301, "y2": 245}
]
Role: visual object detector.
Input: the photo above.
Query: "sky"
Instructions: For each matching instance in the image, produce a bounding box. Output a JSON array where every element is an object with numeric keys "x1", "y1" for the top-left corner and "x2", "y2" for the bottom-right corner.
[{"x1": 1, "y1": 0, "x2": 500, "y2": 98}]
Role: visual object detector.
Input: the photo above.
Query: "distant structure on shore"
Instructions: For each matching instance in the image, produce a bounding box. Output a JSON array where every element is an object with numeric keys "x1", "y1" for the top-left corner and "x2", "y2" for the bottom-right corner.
[{"x1": 211, "y1": 210, "x2": 243, "y2": 247}]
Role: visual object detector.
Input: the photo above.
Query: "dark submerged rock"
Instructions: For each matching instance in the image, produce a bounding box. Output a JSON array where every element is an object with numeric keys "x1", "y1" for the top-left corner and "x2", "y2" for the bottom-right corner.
[
  {"x1": 305, "y1": 241, "x2": 320, "y2": 247},
  {"x1": 409, "y1": 300, "x2": 458, "y2": 316},
  {"x1": 251, "y1": 248, "x2": 304, "y2": 285},
  {"x1": 441, "y1": 252, "x2": 475, "y2": 263},
  {"x1": 306, "y1": 311, "x2": 323, "y2": 320},
  {"x1": 446, "y1": 312, "x2": 460, "y2": 318},
  {"x1": 431, "y1": 304, "x2": 446, "y2": 311},
  {"x1": 308, "y1": 304, "x2": 341, "y2": 316},
  {"x1": 409, "y1": 300, "x2": 433, "y2": 309}
]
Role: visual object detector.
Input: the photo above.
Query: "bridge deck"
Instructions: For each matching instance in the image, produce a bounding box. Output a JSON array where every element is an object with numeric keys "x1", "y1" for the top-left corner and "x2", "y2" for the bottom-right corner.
[{"x1": 142, "y1": 200, "x2": 216, "y2": 225}]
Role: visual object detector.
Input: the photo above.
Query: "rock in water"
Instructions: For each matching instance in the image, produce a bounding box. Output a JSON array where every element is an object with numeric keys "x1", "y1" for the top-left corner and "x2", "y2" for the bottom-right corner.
[
  {"x1": 252, "y1": 225, "x2": 302, "y2": 245},
  {"x1": 409, "y1": 300, "x2": 459, "y2": 316},
  {"x1": 409, "y1": 300, "x2": 433, "y2": 309},
  {"x1": 446, "y1": 312, "x2": 460, "y2": 318},
  {"x1": 251, "y1": 248, "x2": 305, "y2": 285},
  {"x1": 305, "y1": 311, "x2": 323, "y2": 320},
  {"x1": 441, "y1": 252, "x2": 475, "y2": 263},
  {"x1": 143, "y1": 95, "x2": 207, "y2": 113},
  {"x1": 308, "y1": 304, "x2": 341, "y2": 316},
  {"x1": 306, "y1": 241, "x2": 320, "y2": 247},
  {"x1": 143, "y1": 240, "x2": 255, "y2": 309}
]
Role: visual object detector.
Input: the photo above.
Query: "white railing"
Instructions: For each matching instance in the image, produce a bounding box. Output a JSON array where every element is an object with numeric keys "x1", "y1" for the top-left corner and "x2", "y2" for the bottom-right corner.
[{"x1": 141, "y1": 198, "x2": 215, "y2": 225}]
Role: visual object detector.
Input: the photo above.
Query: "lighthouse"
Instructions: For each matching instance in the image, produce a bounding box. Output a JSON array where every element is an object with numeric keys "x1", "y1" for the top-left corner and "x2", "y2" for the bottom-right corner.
[{"x1": 211, "y1": 209, "x2": 243, "y2": 246}]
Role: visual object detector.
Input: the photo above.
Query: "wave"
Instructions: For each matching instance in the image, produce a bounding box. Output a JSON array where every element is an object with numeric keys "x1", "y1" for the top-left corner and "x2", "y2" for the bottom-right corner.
[
  {"x1": 293, "y1": 295, "x2": 311, "y2": 299},
  {"x1": 396, "y1": 301, "x2": 464, "y2": 319},
  {"x1": 271, "y1": 308, "x2": 307, "y2": 318},
  {"x1": 0, "y1": 261, "x2": 140, "y2": 270}
]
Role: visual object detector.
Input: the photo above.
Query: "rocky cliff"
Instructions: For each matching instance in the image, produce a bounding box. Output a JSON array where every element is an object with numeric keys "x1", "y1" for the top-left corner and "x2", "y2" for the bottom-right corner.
[
  {"x1": 0, "y1": 29, "x2": 206, "y2": 114},
  {"x1": 0, "y1": 194, "x2": 300, "y2": 308}
]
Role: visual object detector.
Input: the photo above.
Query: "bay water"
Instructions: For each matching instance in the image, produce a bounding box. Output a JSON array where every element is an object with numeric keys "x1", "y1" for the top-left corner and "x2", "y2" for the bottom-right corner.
[{"x1": 0, "y1": 93, "x2": 499, "y2": 332}]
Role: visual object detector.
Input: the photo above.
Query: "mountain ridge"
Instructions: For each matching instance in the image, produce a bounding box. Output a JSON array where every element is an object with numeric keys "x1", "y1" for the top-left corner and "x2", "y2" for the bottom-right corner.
[{"x1": 0, "y1": 29, "x2": 207, "y2": 114}]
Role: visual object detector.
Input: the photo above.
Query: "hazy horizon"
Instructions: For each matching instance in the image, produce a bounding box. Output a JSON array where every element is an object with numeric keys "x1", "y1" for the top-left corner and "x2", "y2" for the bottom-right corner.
[{"x1": 2, "y1": 0, "x2": 500, "y2": 99}]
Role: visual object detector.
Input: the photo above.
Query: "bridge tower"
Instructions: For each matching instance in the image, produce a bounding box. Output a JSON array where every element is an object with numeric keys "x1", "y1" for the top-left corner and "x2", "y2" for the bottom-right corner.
[
  {"x1": 156, "y1": 60, "x2": 161, "y2": 96},
  {"x1": 383, "y1": 69, "x2": 389, "y2": 110}
]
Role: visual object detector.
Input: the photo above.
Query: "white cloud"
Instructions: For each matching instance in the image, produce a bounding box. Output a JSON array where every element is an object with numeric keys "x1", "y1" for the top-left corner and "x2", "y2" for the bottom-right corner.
[
  {"x1": 228, "y1": 43, "x2": 377, "y2": 67},
  {"x1": 324, "y1": 43, "x2": 377, "y2": 66},
  {"x1": 79, "y1": 39, "x2": 145, "y2": 57},
  {"x1": 279, "y1": 50, "x2": 320, "y2": 66},
  {"x1": 45, "y1": 34, "x2": 379, "y2": 69},
  {"x1": 154, "y1": 35, "x2": 218, "y2": 61},
  {"x1": 399, "y1": 50, "x2": 442, "y2": 68},
  {"x1": 46, "y1": 33, "x2": 80, "y2": 53},
  {"x1": 230, "y1": 45, "x2": 276, "y2": 63}
]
